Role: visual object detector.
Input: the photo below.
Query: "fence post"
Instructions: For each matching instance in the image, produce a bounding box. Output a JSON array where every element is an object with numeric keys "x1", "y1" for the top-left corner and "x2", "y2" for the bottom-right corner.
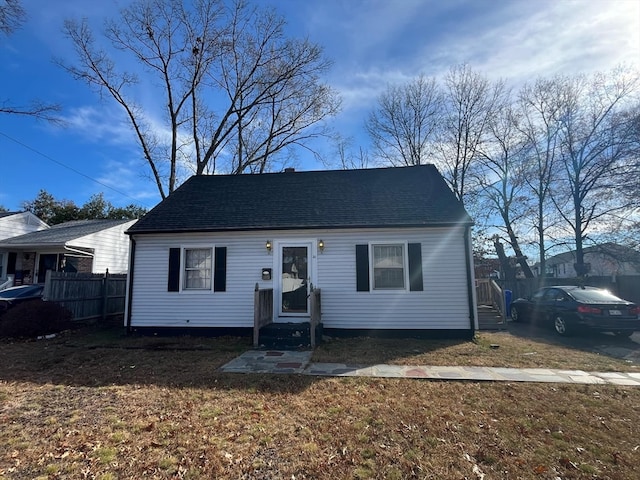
[{"x1": 101, "y1": 269, "x2": 110, "y2": 322}]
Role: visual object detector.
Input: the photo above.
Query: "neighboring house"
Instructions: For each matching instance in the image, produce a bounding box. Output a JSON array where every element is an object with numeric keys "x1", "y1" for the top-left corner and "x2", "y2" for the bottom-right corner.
[
  {"x1": 0, "y1": 219, "x2": 136, "y2": 285},
  {"x1": 535, "y1": 243, "x2": 640, "y2": 278},
  {"x1": 0, "y1": 211, "x2": 49, "y2": 285},
  {"x1": 125, "y1": 165, "x2": 477, "y2": 338}
]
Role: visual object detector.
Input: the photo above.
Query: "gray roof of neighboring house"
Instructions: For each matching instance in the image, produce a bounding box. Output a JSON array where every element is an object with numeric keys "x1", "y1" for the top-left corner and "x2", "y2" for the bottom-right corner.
[
  {"x1": 546, "y1": 243, "x2": 640, "y2": 265},
  {"x1": 127, "y1": 165, "x2": 473, "y2": 235},
  {"x1": 0, "y1": 219, "x2": 133, "y2": 248},
  {"x1": 0, "y1": 211, "x2": 22, "y2": 218}
]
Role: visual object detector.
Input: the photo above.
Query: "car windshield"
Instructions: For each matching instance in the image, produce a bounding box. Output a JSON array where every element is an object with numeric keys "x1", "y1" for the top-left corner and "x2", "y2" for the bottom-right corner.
[{"x1": 569, "y1": 288, "x2": 626, "y2": 303}]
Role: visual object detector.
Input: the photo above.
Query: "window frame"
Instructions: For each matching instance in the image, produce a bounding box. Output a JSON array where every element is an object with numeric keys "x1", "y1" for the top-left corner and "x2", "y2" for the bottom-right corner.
[
  {"x1": 369, "y1": 242, "x2": 409, "y2": 291},
  {"x1": 181, "y1": 246, "x2": 214, "y2": 293}
]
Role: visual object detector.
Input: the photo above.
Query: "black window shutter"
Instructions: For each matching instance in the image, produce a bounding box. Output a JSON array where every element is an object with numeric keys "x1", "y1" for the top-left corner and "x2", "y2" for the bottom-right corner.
[
  {"x1": 408, "y1": 243, "x2": 423, "y2": 291},
  {"x1": 355, "y1": 244, "x2": 370, "y2": 292},
  {"x1": 214, "y1": 247, "x2": 227, "y2": 292},
  {"x1": 167, "y1": 248, "x2": 180, "y2": 292}
]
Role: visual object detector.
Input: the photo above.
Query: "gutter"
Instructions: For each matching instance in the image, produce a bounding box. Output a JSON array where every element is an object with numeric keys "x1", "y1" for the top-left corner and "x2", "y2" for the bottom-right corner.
[
  {"x1": 463, "y1": 225, "x2": 476, "y2": 336},
  {"x1": 64, "y1": 246, "x2": 94, "y2": 257},
  {"x1": 125, "y1": 237, "x2": 136, "y2": 332}
]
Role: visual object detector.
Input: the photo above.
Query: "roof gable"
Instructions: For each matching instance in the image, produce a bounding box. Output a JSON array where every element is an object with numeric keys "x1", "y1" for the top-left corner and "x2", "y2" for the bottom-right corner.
[
  {"x1": 127, "y1": 165, "x2": 472, "y2": 234},
  {"x1": 0, "y1": 219, "x2": 134, "y2": 247}
]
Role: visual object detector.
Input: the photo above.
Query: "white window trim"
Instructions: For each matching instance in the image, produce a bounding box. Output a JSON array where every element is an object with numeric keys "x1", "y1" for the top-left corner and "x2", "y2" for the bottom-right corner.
[
  {"x1": 369, "y1": 241, "x2": 409, "y2": 292},
  {"x1": 180, "y1": 245, "x2": 214, "y2": 294}
]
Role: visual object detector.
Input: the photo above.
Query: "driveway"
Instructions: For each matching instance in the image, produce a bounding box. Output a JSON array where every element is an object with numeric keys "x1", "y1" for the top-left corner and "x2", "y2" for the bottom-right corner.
[{"x1": 506, "y1": 320, "x2": 640, "y2": 364}]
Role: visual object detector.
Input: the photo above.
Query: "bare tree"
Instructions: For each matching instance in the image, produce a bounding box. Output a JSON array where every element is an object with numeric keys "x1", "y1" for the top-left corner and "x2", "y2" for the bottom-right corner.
[
  {"x1": 553, "y1": 68, "x2": 640, "y2": 276},
  {"x1": 477, "y1": 101, "x2": 534, "y2": 277},
  {"x1": 0, "y1": 0, "x2": 61, "y2": 121},
  {"x1": 329, "y1": 134, "x2": 370, "y2": 170},
  {"x1": 61, "y1": 0, "x2": 339, "y2": 199},
  {"x1": 436, "y1": 64, "x2": 504, "y2": 206},
  {"x1": 518, "y1": 77, "x2": 566, "y2": 277},
  {"x1": 0, "y1": 0, "x2": 24, "y2": 35},
  {"x1": 365, "y1": 74, "x2": 442, "y2": 166},
  {"x1": 219, "y1": 2, "x2": 340, "y2": 175}
]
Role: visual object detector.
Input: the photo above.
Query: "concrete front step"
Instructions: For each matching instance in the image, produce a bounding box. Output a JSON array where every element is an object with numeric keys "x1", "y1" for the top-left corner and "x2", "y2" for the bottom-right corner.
[{"x1": 258, "y1": 322, "x2": 323, "y2": 349}]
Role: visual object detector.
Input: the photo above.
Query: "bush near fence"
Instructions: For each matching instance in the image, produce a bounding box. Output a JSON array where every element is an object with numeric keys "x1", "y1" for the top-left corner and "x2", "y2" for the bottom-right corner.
[
  {"x1": 43, "y1": 270, "x2": 127, "y2": 322},
  {"x1": 500, "y1": 275, "x2": 640, "y2": 304}
]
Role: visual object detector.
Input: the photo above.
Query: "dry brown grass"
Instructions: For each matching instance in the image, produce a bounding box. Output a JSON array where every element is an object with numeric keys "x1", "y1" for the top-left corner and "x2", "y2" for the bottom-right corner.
[
  {"x1": 313, "y1": 332, "x2": 640, "y2": 372},
  {"x1": 1, "y1": 325, "x2": 640, "y2": 479}
]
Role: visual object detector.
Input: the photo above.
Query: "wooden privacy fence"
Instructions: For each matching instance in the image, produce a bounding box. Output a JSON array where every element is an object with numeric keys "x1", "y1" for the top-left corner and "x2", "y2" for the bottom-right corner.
[
  {"x1": 44, "y1": 270, "x2": 127, "y2": 322},
  {"x1": 500, "y1": 275, "x2": 640, "y2": 304}
]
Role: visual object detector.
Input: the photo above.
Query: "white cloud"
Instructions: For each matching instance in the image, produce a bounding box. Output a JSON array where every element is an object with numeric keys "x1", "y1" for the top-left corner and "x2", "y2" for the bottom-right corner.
[
  {"x1": 95, "y1": 157, "x2": 161, "y2": 207},
  {"x1": 431, "y1": 0, "x2": 640, "y2": 83}
]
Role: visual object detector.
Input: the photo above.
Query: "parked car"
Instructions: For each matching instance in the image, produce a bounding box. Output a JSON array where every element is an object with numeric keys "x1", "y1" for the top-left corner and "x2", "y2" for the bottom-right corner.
[
  {"x1": 0, "y1": 284, "x2": 45, "y2": 315},
  {"x1": 511, "y1": 286, "x2": 640, "y2": 336}
]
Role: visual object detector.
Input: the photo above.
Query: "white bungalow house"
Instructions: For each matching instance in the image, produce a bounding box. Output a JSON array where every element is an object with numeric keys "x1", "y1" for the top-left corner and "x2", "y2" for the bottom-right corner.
[
  {"x1": 0, "y1": 211, "x2": 49, "y2": 288},
  {"x1": 0, "y1": 219, "x2": 136, "y2": 285},
  {"x1": 125, "y1": 165, "x2": 477, "y2": 343}
]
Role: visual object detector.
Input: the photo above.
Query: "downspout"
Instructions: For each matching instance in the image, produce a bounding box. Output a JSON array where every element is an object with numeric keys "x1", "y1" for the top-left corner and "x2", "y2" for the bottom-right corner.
[
  {"x1": 125, "y1": 237, "x2": 136, "y2": 333},
  {"x1": 463, "y1": 225, "x2": 476, "y2": 336}
]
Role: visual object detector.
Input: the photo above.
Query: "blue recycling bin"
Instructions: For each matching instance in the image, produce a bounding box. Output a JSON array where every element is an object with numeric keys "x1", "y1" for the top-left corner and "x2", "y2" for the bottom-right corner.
[{"x1": 504, "y1": 289, "x2": 512, "y2": 318}]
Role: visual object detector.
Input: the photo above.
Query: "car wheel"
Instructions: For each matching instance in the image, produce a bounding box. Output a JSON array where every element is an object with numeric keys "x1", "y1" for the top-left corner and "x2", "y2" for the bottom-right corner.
[
  {"x1": 553, "y1": 315, "x2": 571, "y2": 336},
  {"x1": 511, "y1": 306, "x2": 523, "y2": 322},
  {"x1": 614, "y1": 330, "x2": 633, "y2": 338}
]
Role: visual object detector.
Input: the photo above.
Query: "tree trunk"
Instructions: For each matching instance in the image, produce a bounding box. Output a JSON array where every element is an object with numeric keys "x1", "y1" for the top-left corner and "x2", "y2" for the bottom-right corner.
[{"x1": 494, "y1": 238, "x2": 516, "y2": 283}]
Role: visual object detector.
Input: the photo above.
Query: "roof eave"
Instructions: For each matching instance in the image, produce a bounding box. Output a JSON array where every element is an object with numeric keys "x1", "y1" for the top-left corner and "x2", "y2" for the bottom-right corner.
[{"x1": 126, "y1": 221, "x2": 474, "y2": 236}]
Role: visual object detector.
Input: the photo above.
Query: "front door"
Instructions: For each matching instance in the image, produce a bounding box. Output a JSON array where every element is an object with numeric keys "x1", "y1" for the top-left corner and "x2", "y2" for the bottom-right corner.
[
  {"x1": 278, "y1": 243, "x2": 312, "y2": 319},
  {"x1": 37, "y1": 254, "x2": 59, "y2": 283}
]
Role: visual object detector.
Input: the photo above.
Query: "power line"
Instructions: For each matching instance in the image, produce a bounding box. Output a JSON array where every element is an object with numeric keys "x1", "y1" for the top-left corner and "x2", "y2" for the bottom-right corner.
[{"x1": 0, "y1": 130, "x2": 151, "y2": 207}]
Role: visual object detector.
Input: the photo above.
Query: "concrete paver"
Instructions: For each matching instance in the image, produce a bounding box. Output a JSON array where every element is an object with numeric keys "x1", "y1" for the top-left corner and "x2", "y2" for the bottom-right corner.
[{"x1": 219, "y1": 350, "x2": 640, "y2": 386}]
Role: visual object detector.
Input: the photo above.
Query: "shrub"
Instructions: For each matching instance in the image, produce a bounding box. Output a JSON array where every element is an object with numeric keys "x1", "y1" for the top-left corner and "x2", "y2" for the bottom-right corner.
[{"x1": 0, "y1": 300, "x2": 73, "y2": 338}]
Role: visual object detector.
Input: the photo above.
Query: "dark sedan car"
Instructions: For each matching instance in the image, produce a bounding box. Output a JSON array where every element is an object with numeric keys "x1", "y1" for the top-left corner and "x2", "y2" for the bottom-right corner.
[
  {"x1": 511, "y1": 285, "x2": 640, "y2": 336},
  {"x1": 0, "y1": 284, "x2": 45, "y2": 315}
]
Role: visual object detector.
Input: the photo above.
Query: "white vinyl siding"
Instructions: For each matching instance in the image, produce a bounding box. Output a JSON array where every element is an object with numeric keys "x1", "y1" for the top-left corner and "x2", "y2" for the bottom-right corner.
[
  {"x1": 0, "y1": 212, "x2": 48, "y2": 241},
  {"x1": 71, "y1": 220, "x2": 136, "y2": 273},
  {"x1": 128, "y1": 227, "x2": 474, "y2": 331}
]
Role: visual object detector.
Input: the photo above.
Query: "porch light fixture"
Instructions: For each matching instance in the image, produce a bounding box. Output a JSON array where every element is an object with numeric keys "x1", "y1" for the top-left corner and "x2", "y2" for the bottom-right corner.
[
  {"x1": 265, "y1": 240, "x2": 272, "y2": 252},
  {"x1": 318, "y1": 239, "x2": 325, "y2": 252}
]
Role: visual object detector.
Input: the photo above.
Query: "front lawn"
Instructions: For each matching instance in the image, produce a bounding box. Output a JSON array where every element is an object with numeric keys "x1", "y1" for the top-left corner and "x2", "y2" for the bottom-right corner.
[{"x1": 1, "y1": 326, "x2": 639, "y2": 479}]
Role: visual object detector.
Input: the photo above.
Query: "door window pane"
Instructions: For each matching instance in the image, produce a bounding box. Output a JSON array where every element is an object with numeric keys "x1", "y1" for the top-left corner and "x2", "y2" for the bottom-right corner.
[{"x1": 282, "y1": 246, "x2": 308, "y2": 313}]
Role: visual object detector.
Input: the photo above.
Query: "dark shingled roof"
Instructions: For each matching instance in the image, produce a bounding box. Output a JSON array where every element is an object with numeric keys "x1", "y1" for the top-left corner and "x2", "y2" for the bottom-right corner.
[
  {"x1": 127, "y1": 165, "x2": 473, "y2": 234},
  {"x1": 0, "y1": 211, "x2": 21, "y2": 218},
  {"x1": 0, "y1": 219, "x2": 133, "y2": 247}
]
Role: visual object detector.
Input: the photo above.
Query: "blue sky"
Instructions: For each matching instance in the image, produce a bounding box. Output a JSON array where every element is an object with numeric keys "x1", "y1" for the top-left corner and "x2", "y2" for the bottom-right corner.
[{"x1": 1, "y1": 0, "x2": 638, "y2": 212}]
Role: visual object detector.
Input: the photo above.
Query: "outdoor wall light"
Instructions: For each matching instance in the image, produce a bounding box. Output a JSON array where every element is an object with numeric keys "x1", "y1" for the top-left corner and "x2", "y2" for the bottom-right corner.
[
  {"x1": 265, "y1": 240, "x2": 272, "y2": 252},
  {"x1": 318, "y1": 239, "x2": 325, "y2": 252}
]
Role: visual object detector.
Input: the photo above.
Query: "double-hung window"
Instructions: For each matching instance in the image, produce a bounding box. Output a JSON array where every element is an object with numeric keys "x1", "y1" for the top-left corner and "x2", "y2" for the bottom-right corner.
[
  {"x1": 356, "y1": 242, "x2": 422, "y2": 292},
  {"x1": 372, "y1": 244, "x2": 406, "y2": 289},
  {"x1": 183, "y1": 248, "x2": 212, "y2": 290}
]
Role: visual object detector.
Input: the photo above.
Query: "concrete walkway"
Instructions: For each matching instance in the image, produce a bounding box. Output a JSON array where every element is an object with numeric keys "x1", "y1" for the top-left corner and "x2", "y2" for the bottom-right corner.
[{"x1": 219, "y1": 350, "x2": 640, "y2": 386}]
